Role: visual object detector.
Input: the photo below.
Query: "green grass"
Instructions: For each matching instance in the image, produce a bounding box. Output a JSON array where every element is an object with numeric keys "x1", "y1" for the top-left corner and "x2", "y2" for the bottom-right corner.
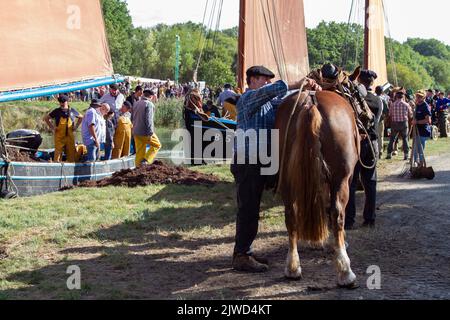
[
  {"x1": 380, "y1": 137, "x2": 450, "y2": 166},
  {"x1": 0, "y1": 164, "x2": 283, "y2": 299}
]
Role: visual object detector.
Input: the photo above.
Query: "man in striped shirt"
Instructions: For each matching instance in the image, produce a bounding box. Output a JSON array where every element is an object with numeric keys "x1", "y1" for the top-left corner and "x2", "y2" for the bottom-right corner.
[{"x1": 386, "y1": 91, "x2": 413, "y2": 160}]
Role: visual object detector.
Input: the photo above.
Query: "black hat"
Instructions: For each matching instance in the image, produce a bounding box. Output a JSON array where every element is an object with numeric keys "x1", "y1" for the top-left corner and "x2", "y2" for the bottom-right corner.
[
  {"x1": 90, "y1": 99, "x2": 101, "y2": 108},
  {"x1": 359, "y1": 69, "x2": 378, "y2": 83},
  {"x1": 246, "y1": 66, "x2": 275, "y2": 79},
  {"x1": 321, "y1": 63, "x2": 339, "y2": 80},
  {"x1": 58, "y1": 95, "x2": 69, "y2": 103},
  {"x1": 123, "y1": 101, "x2": 132, "y2": 109}
]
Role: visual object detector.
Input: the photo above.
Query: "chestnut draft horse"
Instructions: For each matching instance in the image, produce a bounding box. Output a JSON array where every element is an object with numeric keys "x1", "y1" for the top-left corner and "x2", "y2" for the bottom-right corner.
[{"x1": 275, "y1": 90, "x2": 360, "y2": 288}]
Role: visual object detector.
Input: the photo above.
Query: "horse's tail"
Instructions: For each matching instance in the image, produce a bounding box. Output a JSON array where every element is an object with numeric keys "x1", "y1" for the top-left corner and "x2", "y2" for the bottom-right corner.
[{"x1": 287, "y1": 104, "x2": 329, "y2": 244}]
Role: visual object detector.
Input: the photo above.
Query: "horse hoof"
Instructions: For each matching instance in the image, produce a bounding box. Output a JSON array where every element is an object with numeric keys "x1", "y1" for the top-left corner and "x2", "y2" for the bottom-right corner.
[
  {"x1": 338, "y1": 281, "x2": 360, "y2": 290},
  {"x1": 337, "y1": 271, "x2": 357, "y2": 289},
  {"x1": 285, "y1": 267, "x2": 303, "y2": 280}
]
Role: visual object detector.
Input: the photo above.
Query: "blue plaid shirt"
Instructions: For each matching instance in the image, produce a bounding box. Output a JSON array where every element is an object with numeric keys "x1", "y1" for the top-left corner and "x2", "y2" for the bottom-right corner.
[{"x1": 234, "y1": 80, "x2": 289, "y2": 161}]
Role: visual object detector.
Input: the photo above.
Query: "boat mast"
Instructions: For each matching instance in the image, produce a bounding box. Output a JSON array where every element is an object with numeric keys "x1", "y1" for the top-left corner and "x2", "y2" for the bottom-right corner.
[
  {"x1": 363, "y1": 0, "x2": 388, "y2": 86},
  {"x1": 364, "y1": 0, "x2": 370, "y2": 70},
  {"x1": 238, "y1": 0, "x2": 246, "y2": 92}
]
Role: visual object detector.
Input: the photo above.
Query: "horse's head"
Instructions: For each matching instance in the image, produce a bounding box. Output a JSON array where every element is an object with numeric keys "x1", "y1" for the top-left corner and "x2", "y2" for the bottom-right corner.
[
  {"x1": 349, "y1": 66, "x2": 361, "y2": 82},
  {"x1": 184, "y1": 90, "x2": 210, "y2": 122}
]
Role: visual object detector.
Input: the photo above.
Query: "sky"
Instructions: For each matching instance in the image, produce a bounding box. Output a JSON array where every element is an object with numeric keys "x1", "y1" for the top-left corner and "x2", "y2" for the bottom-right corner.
[{"x1": 127, "y1": 0, "x2": 450, "y2": 45}]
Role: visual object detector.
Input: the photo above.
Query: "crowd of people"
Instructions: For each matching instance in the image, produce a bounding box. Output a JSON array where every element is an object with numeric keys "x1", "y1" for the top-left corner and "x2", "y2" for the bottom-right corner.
[
  {"x1": 43, "y1": 84, "x2": 162, "y2": 165},
  {"x1": 376, "y1": 87, "x2": 449, "y2": 163}
]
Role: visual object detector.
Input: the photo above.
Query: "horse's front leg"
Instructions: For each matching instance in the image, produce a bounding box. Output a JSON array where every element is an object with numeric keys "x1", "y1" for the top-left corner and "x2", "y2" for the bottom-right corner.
[
  {"x1": 331, "y1": 182, "x2": 357, "y2": 288},
  {"x1": 285, "y1": 204, "x2": 302, "y2": 279}
]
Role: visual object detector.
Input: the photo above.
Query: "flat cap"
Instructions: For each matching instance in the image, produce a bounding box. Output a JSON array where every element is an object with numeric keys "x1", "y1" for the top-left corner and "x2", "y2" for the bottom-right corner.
[
  {"x1": 90, "y1": 99, "x2": 102, "y2": 108},
  {"x1": 359, "y1": 69, "x2": 378, "y2": 82},
  {"x1": 57, "y1": 95, "x2": 69, "y2": 103},
  {"x1": 246, "y1": 66, "x2": 275, "y2": 79}
]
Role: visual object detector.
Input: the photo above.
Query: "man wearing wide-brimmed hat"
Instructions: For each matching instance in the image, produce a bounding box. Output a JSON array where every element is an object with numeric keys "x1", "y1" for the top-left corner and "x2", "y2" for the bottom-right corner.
[{"x1": 412, "y1": 90, "x2": 433, "y2": 163}]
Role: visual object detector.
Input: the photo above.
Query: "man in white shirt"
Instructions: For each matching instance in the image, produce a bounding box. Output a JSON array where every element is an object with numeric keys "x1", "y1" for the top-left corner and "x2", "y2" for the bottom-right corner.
[
  {"x1": 217, "y1": 84, "x2": 238, "y2": 108},
  {"x1": 82, "y1": 101, "x2": 110, "y2": 162},
  {"x1": 99, "y1": 84, "x2": 125, "y2": 126}
]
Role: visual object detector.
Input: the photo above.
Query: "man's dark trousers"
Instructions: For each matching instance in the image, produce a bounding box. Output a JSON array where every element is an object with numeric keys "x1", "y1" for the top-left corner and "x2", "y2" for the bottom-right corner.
[
  {"x1": 438, "y1": 111, "x2": 448, "y2": 138},
  {"x1": 231, "y1": 163, "x2": 267, "y2": 255},
  {"x1": 345, "y1": 139, "x2": 378, "y2": 227}
]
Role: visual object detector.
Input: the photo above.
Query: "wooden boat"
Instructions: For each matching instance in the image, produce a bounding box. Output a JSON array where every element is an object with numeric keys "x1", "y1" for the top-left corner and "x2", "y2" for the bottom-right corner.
[{"x1": 0, "y1": 156, "x2": 135, "y2": 197}]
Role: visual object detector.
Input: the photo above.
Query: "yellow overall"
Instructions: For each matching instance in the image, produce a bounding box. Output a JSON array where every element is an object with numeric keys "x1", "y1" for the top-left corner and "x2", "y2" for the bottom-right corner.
[
  {"x1": 75, "y1": 144, "x2": 87, "y2": 163},
  {"x1": 112, "y1": 116, "x2": 133, "y2": 159},
  {"x1": 222, "y1": 101, "x2": 237, "y2": 121},
  {"x1": 134, "y1": 134, "x2": 162, "y2": 165},
  {"x1": 54, "y1": 115, "x2": 76, "y2": 163}
]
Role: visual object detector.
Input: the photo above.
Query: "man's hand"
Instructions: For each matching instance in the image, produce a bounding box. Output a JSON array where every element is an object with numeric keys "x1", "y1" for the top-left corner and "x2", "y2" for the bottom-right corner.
[
  {"x1": 303, "y1": 78, "x2": 322, "y2": 91},
  {"x1": 94, "y1": 139, "x2": 100, "y2": 149}
]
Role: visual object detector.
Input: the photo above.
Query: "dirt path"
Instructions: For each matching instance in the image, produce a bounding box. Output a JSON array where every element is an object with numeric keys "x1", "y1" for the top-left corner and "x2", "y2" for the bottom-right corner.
[{"x1": 170, "y1": 154, "x2": 450, "y2": 300}]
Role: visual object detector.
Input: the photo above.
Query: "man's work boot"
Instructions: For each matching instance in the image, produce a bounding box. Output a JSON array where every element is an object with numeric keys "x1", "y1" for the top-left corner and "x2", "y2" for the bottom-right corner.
[
  {"x1": 250, "y1": 253, "x2": 269, "y2": 265},
  {"x1": 232, "y1": 253, "x2": 269, "y2": 273}
]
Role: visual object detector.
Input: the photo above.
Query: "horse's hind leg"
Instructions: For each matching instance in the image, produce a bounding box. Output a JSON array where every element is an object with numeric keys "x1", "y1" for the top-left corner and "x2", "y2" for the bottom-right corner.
[
  {"x1": 284, "y1": 204, "x2": 302, "y2": 279},
  {"x1": 330, "y1": 179, "x2": 357, "y2": 288}
]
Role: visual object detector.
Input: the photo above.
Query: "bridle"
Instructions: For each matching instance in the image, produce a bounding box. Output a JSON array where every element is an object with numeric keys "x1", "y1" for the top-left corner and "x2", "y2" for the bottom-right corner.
[{"x1": 184, "y1": 92, "x2": 210, "y2": 122}]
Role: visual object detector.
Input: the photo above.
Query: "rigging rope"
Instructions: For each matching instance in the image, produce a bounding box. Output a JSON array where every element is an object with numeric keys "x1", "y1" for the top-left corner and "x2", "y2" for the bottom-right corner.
[
  {"x1": 193, "y1": 0, "x2": 224, "y2": 82},
  {"x1": 260, "y1": 0, "x2": 288, "y2": 81},
  {"x1": 354, "y1": 0, "x2": 363, "y2": 68},
  {"x1": 212, "y1": 0, "x2": 224, "y2": 53},
  {"x1": 341, "y1": 0, "x2": 356, "y2": 68}
]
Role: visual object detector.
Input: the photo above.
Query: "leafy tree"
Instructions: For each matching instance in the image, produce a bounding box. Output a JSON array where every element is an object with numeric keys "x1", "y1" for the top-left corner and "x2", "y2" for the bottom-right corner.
[
  {"x1": 307, "y1": 21, "x2": 364, "y2": 71},
  {"x1": 388, "y1": 63, "x2": 432, "y2": 91},
  {"x1": 101, "y1": 0, "x2": 134, "y2": 75},
  {"x1": 129, "y1": 27, "x2": 158, "y2": 77},
  {"x1": 406, "y1": 38, "x2": 450, "y2": 60},
  {"x1": 198, "y1": 58, "x2": 236, "y2": 88},
  {"x1": 425, "y1": 56, "x2": 450, "y2": 91}
]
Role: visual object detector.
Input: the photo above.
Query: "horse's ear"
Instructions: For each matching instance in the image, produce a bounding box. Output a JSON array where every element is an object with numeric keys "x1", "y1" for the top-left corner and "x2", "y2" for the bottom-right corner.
[{"x1": 349, "y1": 66, "x2": 361, "y2": 82}]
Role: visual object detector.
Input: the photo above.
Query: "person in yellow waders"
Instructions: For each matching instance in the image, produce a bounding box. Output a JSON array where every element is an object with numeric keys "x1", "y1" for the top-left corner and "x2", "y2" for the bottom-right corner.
[
  {"x1": 44, "y1": 95, "x2": 83, "y2": 162},
  {"x1": 131, "y1": 90, "x2": 162, "y2": 165},
  {"x1": 112, "y1": 101, "x2": 133, "y2": 159},
  {"x1": 222, "y1": 98, "x2": 239, "y2": 121}
]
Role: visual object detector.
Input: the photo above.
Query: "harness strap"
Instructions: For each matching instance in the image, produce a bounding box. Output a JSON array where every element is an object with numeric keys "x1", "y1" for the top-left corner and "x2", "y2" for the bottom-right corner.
[{"x1": 276, "y1": 81, "x2": 309, "y2": 194}]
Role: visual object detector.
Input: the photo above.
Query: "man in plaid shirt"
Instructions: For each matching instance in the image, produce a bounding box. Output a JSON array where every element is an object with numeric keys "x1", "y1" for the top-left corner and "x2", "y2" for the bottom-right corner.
[
  {"x1": 386, "y1": 91, "x2": 413, "y2": 160},
  {"x1": 231, "y1": 66, "x2": 321, "y2": 273}
]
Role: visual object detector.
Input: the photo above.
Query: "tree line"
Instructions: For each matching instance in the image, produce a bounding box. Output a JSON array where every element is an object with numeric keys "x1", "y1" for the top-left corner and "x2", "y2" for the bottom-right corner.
[{"x1": 102, "y1": 0, "x2": 449, "y2": 91}]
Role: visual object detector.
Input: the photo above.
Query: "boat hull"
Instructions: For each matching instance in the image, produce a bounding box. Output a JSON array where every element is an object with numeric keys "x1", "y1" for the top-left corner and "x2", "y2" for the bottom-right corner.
[
  {"x1": 0, "y1": 156, "x2": 135, "y2": 197},
  {"x1": 185, "y1": 114, "x2": 237, "y2": 163}
]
